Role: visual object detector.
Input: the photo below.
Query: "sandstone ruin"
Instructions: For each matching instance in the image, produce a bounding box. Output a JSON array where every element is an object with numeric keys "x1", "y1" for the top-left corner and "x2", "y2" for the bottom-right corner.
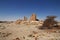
[
  {"x1": 15, "y1": 14, "x2": 40, "y2": 25},
  {"x1": 30, "y1": 14, "x2": 37, "y2": 21},
  {"x1": 24, "y1": 16, "x2": 27, "y2": 21},
  {"x1": 15, "y1": 14, "x2": 60, "y2": 29},
  {"x1": 15, "y1": 19, "x2": 22, "y2": 24}
]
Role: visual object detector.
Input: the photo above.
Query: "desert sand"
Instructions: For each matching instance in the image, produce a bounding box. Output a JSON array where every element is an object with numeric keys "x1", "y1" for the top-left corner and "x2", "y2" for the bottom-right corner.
[{"x1": 0, "y1": 23, "x2": 60, "y2": 40}]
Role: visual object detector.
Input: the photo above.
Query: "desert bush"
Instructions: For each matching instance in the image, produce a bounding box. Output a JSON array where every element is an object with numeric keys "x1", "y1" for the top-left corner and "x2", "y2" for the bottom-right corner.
[
  {"x1": 39, "y1": 16, "x2": 58, "y2": 29},
  {"x1": 28, "y1": 34, "x2": 33, "y2": 37},
  {"x1": 0, "y1": 32, "x2": 12, "y2": 37},
  {"x1": 0, "y1": 25, "x2": 6, "y2": 29},
  {"x1": 3, "y1": 33, "x2": 12, "y2": 37}
]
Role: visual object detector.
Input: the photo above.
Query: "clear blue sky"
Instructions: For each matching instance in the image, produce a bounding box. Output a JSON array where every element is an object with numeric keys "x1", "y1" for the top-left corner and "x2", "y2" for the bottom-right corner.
[{"x1": 0, "y1": 0, "x2": 60, "y2": 21}]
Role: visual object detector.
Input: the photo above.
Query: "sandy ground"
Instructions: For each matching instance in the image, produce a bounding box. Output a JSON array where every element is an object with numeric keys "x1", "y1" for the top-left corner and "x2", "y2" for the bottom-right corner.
[{"x1": 0, "y1": 23, "x2": 60, "y2": 40}]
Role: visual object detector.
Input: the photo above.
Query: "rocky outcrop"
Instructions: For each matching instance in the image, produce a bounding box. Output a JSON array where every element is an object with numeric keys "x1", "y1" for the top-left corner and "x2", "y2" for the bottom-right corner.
[
  {"x1": 15, "y1": 14, "x2": 40, "y2": 25},
  {"x1": 24, "y1": 16, "x2": 27, "y2": 21},
  {"x1": 30, "y1": 14, "x2": 37, "y2": 21},
  {"x1": 15, "y1": 19, "x2": 22, "y2": 24}
]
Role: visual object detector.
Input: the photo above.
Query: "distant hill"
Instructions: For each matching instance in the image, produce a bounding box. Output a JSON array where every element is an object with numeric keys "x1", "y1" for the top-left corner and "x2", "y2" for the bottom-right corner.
[{"x1": 0, "y1": 21, "x2": 13, "y2": 23}]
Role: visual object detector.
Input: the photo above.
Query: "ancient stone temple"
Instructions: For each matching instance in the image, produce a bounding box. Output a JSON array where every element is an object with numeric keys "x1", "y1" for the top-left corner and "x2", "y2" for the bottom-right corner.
[
  {"x1": 24, "y1": 16, "x2": 27, "y2": 21},
  {"x1": 30, "y1": 14, "x2": 37, "y2": 21}
]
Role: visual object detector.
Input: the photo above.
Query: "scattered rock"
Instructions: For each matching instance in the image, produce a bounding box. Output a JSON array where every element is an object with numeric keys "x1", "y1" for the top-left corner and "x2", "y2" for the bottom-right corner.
[
  {"x1": 28, "y1": 34, "x2": 33, "y2": 37},
  {"x1": 15, "y1": 19, "x2": 22, "y2": 24},
  {"x1": 23, "y1": 36, "x2": 25, "y2": 39},
  {"x1": 13, "y1": 37, "x2": 20, "y2": 40},
  {"x1": 1, "y1": 32, "x2": 12, "y2": 37}
]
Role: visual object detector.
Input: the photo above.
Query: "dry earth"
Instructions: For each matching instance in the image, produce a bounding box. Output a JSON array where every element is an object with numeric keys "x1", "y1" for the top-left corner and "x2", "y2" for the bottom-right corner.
[{"x1": 0, "y1": 23, "x2": 60, "y2": 40}]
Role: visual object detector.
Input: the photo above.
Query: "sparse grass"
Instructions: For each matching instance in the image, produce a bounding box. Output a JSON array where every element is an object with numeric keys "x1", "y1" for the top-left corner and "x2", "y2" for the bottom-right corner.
[
  {"x1": 0, "y1": 32, "x2": 12, "y2": 37},
  {"x1": 0, "y1": 25, "x2": 6, "y2": 29}
]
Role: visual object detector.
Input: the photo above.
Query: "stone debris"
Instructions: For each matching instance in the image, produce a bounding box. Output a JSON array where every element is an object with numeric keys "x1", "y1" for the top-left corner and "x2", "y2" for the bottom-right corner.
[
  {"x1": 15, "y1": 19, "x2": 22, "y2": 24},
  {"x1": 13, "y1": 37, "x2": 20, "y2": 40}
]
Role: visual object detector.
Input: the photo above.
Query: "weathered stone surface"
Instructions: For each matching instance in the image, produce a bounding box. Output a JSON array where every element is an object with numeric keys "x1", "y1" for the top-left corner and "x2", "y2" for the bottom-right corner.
[
  {"x1": 30, "y1": 14, "x2": 37, "y2": 21},
  {"x1": 15, "y1": 19, "x2": 22, "y2": 24}
]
